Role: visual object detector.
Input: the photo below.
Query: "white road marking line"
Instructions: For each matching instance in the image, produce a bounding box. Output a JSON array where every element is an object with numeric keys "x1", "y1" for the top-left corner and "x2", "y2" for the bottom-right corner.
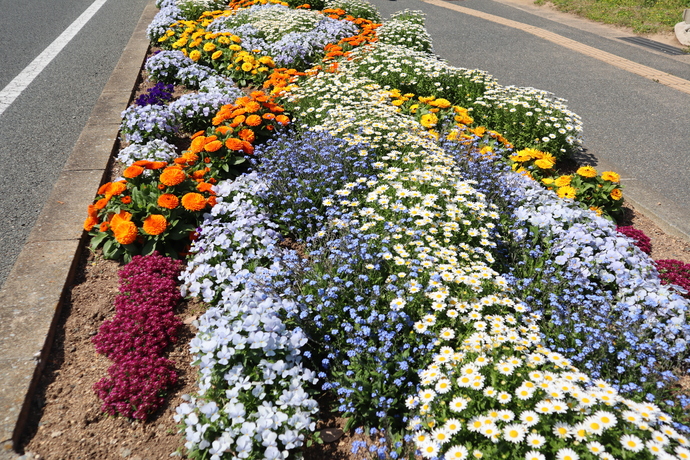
[{"x1": 0, "y1": 0, "x2": 110, "y2": 117}]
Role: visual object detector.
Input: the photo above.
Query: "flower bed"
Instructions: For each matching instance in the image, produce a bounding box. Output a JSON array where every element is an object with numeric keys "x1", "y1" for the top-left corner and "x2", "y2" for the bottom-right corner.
[{"x1": 83, "y1": 0, "x2": 690, "y2": 458}]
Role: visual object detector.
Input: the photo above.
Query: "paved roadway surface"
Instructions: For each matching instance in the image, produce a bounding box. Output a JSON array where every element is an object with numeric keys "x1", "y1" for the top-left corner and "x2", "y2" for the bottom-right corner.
[
  {"x1": 0, "y1": 0, "x2": 150, "y2": 289},
  {"x1": 369, "y1": 0, "x2": 690, "y2": 241}
]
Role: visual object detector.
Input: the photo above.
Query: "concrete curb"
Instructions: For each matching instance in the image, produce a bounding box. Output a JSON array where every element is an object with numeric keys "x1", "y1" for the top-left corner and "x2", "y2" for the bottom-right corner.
[{"x1": 0, "y1": 0, "x2": 157, "y2": 456}]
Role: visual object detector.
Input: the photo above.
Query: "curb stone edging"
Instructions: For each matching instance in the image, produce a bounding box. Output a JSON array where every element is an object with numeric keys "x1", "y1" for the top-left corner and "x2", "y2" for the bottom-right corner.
[{"x1": 0, "y1": 0, "x2": 157, "y2": 456}]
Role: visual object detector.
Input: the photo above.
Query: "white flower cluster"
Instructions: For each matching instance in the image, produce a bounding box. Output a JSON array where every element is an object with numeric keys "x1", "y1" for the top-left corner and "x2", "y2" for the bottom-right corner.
[{"x1": 176, "y1": 173, "x2": 319, "y2": 460}]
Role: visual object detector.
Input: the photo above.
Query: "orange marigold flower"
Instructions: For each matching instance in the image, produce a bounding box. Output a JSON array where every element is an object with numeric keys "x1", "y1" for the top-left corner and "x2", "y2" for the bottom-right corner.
[
  {"x1": 191, "y1": 169, "x2": 206, "y2": 179},
  {"x1": 133, "y1": 160, "x2": 154, "y2": 168},
  {"x1": 160, "y1": 167, "x2": 187, "y2": 186},
  {"x1": 94, "y1": 197, "x2": 110, "y2": 210},
  {"x1": 108, "y1": 182, "x2": 127, "y2": 196},
  {"x1": 204, "y1": 140, "x2": 223, "y2": 152},
  {"x1": 87, "y1": 204, "x2": 98, "y2": 218},
  {"x1": 158, "y1": 194, "x2": 179, "y2": 209},
  {"x1": 98, "y1": 182, "x2": 112, "y2": 195},
  {"x1": 275, "y1": 114, "x2": 290, "y2": 125},
  {"x1": 113, "y1": 221, "x2": 138, "y2": 245},
  {"x1": 242, "y1": 141, "x2": 254, "y2": 155},
  {"x1": 225, "y1": 137, "x2": 244, "y2": 151},
  {"x1": 191, "y1": 130, "x2": 206, "y2": 139},
  {"x1": 183, "y1": 151, "x2": 199, "y2": 163},
  {"x1": 99, "y1": 222, "x2": 110, "y2": 232},
  {"x1": 121, "y1": 196, "x2": 132, "y2": 204},
  {"x1": 245, "y1": 114, "x2": 262, "y2": 126},
  {"x1": 215, "y1": 125, "x2": 232, "y2": 135},
  {"x1": 208, "y1": 196, "x2": 217, "y2": 207},
  {"x1": 232, "y1": 115, "x2": 246, "y2": 126},
  {"x1": 610, "y1": 188, "x2": 623, "y2": 200},
  {"x1": 250, "y1": 91, "x2": 269, "y2": 102},
  {"x1": 181, "y1": 192, "x2": 207, "y2": 211},
  {"x1": 123, "y1": 165, "x2": 145, "y2": 178},
  {"x1": 143, "y1": 214, "x2": 168, "y2": 236},
  {"x1": 158, "y1": 184, "x2": 166, "y2": 190},
  {"x1": 189, "y1": 136, "x2": 207, "y2": 154},
  {"x1": 83, "y1": 215, "x2": 99, "y2": 232},
  {"x1": 197, "y1": 182, "x2": 214, "y2": 193},
  {"x1": 244, "y1": 101, "x2": 261, "y2": 113},
  {"x1": 149, "y1": 161, "x2": 167, "y2": 170},
  {"x1": 238, "y1": 128, "x2": 255, "y2": 142}
]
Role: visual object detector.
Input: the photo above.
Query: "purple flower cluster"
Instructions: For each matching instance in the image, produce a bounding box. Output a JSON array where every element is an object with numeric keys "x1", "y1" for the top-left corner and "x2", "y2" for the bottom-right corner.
[
  {"x1": 617, "y1": 225, "x2": 652, "y2": 255},
  {"x1": 92, "y1": 252, "x2": 183, "y2": 420},
  {"x1": 656, "y1": 259, "x2": 690, "y2": 298},
  {"x1": 135, "y1": 82, "x2": 175, "y2": 107}
]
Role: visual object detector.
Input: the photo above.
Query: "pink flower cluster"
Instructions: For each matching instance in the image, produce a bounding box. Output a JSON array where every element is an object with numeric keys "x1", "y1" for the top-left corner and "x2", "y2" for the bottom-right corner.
[
  {"x1": 92, "y1": 252, "x2": 183, "y2": 420},
  {"x1": 656, "y1": 259, "x2": 690, "y2": 299}
]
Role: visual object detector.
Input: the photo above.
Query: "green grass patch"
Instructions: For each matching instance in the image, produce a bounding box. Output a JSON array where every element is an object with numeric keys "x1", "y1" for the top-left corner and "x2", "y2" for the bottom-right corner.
[{"x1": 535, "y1": 0, "x2": 690, "y2": 34}]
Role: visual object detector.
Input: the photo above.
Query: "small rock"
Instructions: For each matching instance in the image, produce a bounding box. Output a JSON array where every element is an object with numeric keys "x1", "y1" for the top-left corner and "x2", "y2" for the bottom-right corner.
[
  {"x1": 50, "y1": 430, "x2": 63, "y2": 438},
  {"x1": 120, "y1": 447, "x2": 133, "y2": 458},
  {"x1": 319, "y1": 427, "x2": 344, "y2": 443},
  {"x1": 183, "y1": 315, "x2": 197, "y2": 325}
]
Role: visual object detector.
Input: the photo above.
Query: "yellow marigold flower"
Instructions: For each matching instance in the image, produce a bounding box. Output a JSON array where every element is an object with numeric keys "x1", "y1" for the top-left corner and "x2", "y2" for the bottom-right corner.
[
  {"x1": 391, "y1": 99, "x2": 405, "y2": 107},
  {"x1": 258, "y1": 56, "x2": 274, "y2": 66},
  {"x1": 589, "y1": 206, "x2": 603, "y2": 216},
  {"x1": 471, "y1": 126, "x2": 486, "y2": 137},
  {"x1": 557, "y1": 185, "x2": 577, "y2": 199},
  {"x1": 158, "y1": 194, "x2": 179, "y2": 209},
  {"x1": 432, "y1": 98, "x2": 451, "y2": 108},
  {"x1": 554, "y1": 175, "x2": 572, "y2": 187},
  {"x1": 610, "y1": 188, "x2": 623, "y2": 200},
  {"x1": 230, "y1": 34, "x2": 241, "y2": 43},
  {"x1": 409, "y1": 104, "x2": 419, "y2": 114},
  {"x1": 181, "y1": 192, "x2": 207, "y2": 211},
  {"x1": 211, "y1": 50, "x2": 223, "y2": 60},
  {"x1": 510, "y1": 153, "x2": 531, "y2": 163},
  {"x1": 203, "y1": 42, "x2": 216, "y2": 52},
  {"x1": 601, "y1": 171, "x2": 620, "y2": 183},
  {"x1": 455, "y1": 114, "x2": 474, "y2": 125},
  {"x1": 229, "y1": 44, "x2": 242, "y2": 51},
  {"x1": 189, "y1": 50, "x2": 202, "y2": 62},
  {"x1": 534, "y1": 158, "x2": 555, "y2": 170},
  {"x1": 542, "y1": 178, "x2": 555, "y2": 185},
  {"x1": 418, "y1": 96, "x2": 435, "y2": 103},
  {"x1": 420, "y1": 113, "x2": 438, "y2": 128},
  {"x1": 160, "y1": 167, "x2": 187, "y2": 187},
  {"x1": 241, "y1": 62, "x2": 253, "y2": 72},
  {"x1": 576, "y1": 165, "x2": 597, "y2": 178},
  {"x1": 142, "y1": 214, "x2": 168, "y2": 236}
]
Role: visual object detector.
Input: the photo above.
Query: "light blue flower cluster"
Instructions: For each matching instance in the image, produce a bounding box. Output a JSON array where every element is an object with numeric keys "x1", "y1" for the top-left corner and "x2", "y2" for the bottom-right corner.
[
  {"x1": 145, "y1": 50, "x2": 223, "y2": 88},
  {"x1": 176, "y1": 174, "x2": 319, "y2": 460},
  {"x1": 116, "y1": 138, "x2": 179, "y2": 166},
  {"x1": 147, "y1": 0, "x2": 183, "y2": 41},
  {"x1": 506, "y1": 177, "x2": 690, "y2": 403},
  {"x1": 168, "y1": 86, "x2": 243, "y2": 133},
  {"x1": 120, "y1": 103, "x2": 178, "y2": 144}
]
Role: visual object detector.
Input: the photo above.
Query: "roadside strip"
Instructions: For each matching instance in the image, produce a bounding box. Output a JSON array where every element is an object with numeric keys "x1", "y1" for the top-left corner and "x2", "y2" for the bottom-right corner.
[
  {"x1": 0, "y1": 0, "x2": 156, "y2": 456},
  {"x1": 422, "y1": 0, "x2": 690, "y2": 95}
]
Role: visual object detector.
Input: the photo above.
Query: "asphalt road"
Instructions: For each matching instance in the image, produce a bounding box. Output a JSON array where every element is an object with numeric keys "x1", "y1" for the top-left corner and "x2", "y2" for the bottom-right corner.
[
  {"x1": 0, "y1": 0, "x2": 150, "y2": 288},
  {"x1": 369, "y1": 0, "x2": 690, "y2": 239}
]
